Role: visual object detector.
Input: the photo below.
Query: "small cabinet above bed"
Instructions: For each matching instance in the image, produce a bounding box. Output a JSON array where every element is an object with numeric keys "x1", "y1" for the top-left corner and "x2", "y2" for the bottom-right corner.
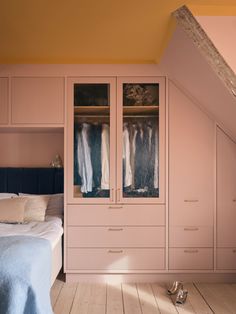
[{"x1": 11, "y1": 77, "x2": 64, "y2": 126}]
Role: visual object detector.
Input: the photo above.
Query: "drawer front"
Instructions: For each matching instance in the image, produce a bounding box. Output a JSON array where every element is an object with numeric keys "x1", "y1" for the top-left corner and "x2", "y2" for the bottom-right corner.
[
  {"x1": 217, "y1": 217, "x2": 236, "y2": 247},
  {"x1": 169, "y1": 226, "x2": 213, "y2": 247},
  {"x1": 67, "y1": 204, "x2": 165, "y2": 226},
  {"x1": 67, "y1": 248, "x2": 165, "y2": 270},
  {"x1": 67, "y1": 226, "x2": 165, "y2": 247},
  {"x1": 169, "y1": 248, "x2": 213, "y2": 270},
  {"x1": 217, "y1": 248, "x2": 236, "y2": 270},
  {"x1": 169, "y1": 201, "x2": 213, "y2": 226}
]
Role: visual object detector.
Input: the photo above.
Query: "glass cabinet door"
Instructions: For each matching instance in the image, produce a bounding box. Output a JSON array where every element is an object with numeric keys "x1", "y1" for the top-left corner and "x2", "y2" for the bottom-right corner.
[
  {"x1": 117, "y1": 77, "x2": 165, "y2": 204},
  {"x1": 67, "y1": 77, "x2": 116, "y2": 203}
]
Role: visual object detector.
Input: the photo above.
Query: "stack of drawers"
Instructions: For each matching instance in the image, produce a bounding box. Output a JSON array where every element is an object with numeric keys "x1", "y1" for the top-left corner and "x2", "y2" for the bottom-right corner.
[
  {"x1": 66, "y1": 204, "x2": 166, "y2": 272},
  {"x1": 169, "y1": 199, "x2": 213, "y2": 270}
]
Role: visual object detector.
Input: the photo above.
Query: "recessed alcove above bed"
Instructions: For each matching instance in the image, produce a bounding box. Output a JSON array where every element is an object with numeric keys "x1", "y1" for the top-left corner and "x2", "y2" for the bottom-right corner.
[{"x1": 0, "y1": 129, "x2": 64, "y2": 167}]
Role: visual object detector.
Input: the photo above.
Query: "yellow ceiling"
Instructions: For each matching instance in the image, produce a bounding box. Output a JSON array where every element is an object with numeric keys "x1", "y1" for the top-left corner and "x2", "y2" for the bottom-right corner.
[{"x1": 0, "y1": 0, "x2": 236, "y2": 64}]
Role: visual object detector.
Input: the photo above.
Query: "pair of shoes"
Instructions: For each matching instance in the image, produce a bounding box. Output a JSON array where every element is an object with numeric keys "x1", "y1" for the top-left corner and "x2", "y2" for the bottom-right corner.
[
  {"x1": 167, "y1": 281, "x2": 188, "y2": 305},
  {"x1": 167, "y1": 281, "x2": 183, "y2": 295},
  {"x1": 173, "y1": 288, "x2": 188, "y2": 305}
]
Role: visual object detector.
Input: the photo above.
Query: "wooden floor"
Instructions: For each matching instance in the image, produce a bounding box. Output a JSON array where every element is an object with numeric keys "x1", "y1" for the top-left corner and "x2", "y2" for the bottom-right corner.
[{"x1": 51, "y1": 279, "x2": 236, "y2": 314}]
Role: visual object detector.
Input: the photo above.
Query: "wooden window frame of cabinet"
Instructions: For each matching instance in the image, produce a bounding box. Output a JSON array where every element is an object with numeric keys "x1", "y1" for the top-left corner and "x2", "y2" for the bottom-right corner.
[
  {"x1": 66, "y1": 77, "x2": 117, "y2": 204},
  {"x1": 116, "y1": 76, "x2": 166, "y2": 204}
]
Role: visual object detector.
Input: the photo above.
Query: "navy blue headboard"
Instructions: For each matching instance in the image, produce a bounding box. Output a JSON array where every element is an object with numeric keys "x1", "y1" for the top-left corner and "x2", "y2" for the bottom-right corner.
[{"x1": 0, "y1": 168, "x2": 64, "y2": 194}]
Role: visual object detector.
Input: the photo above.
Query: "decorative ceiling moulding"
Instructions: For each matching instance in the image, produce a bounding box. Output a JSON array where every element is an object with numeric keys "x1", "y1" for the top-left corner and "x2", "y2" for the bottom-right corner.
[{"x1": 173, "y1": 5, "x2": 236, "y2": 98}]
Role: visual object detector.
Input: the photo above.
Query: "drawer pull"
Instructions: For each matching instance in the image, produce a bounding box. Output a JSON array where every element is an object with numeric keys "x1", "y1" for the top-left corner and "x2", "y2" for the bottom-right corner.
[
  {"x1": 232, "y1": 249, "x2": 236, "y2": 253},
  {"x1": 108, "y1": 206, "x2": 123, "y2": 209},
  {"x1": 108, "y1": 228, "x2": 123, "y2": 231},
  {"x1": 184, "y1": 249, "x2": 198, "y2": 253},
  {"x1": 233, "y1": 199, "x2": 236, "y2": 202},
  {"x1": 184, "y1": 227, "x2": 199, "y2": 231},
  {"x1": 108, "y1": 250, "x2": 123, "y2": 254},
  {"x1": 184, "y1": 199, "x2": 199, "y2": 202}
]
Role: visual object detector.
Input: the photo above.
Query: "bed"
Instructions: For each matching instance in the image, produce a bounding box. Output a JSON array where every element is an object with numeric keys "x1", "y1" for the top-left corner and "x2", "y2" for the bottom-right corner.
[{"x1": 0, "y1": 167, "x2": 64, "y2": 313}]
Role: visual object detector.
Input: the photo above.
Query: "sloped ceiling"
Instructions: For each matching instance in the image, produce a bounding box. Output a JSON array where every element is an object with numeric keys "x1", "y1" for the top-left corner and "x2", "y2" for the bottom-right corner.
[
  {"x1": 1, "y1": 0, "x2": 236, "y2": 64},
  {"x1": 159, "y1": 5, "x2": 236, "y2": 140}
]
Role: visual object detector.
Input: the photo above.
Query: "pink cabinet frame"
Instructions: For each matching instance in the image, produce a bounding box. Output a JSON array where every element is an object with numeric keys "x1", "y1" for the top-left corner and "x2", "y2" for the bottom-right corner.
[
  {"x1": 66, "y1": 77, "x2": 116, "y2": 204},
  {"x1": 117, "y1": 76, "x2": 166, "y2": 204}
]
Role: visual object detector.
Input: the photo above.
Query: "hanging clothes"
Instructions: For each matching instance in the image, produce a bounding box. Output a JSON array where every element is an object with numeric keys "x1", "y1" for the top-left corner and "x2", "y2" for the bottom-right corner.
[
  {"x1": 154, "y1": 124, "x2": 159, "y2": 189},
  {"x1": 130, "y1": 123, "x2": 138, "y2": 189},
  {"x1": 77, "y1": 123, "x2": 93, "y2": 193},
  {"x1": 90, "y1": 124, "x2": 102, "y2": 189},
  {"x1": 123, "y1": 123, "x2": 132, "y2": 188},
  {"x1": 101, "y1": 124, "x2": 110, "y2": 190}
]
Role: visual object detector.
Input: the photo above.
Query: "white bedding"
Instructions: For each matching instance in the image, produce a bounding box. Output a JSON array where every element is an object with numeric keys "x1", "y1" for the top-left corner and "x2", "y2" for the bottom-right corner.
[{"x1": 0, "y1": 216, "x2": 63, "y2": 249}]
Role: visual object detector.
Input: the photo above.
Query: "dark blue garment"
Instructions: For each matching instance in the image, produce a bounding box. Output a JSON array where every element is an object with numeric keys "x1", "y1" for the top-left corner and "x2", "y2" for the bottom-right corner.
[
  {"x1": 90, "y1": 124, "x2": 102, "y2": 188},
  {"x1": 74, "y1": 123, "x2": 82, "y2": 185}
]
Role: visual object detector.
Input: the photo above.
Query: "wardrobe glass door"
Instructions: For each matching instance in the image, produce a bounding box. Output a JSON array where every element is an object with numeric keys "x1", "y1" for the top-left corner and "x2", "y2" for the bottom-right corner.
[
  {"x1": 67, "y1": 77, "x2": 116, "y2": 204},
  {"x1": 117, "y1": 77, "x2": 165, "y2": 204}
]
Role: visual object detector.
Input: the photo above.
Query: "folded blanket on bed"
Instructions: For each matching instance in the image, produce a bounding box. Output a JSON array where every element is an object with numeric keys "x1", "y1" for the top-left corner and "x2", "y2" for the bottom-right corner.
[{"x1": 0, "y1": 236, "x2": 53, "y2": 314}]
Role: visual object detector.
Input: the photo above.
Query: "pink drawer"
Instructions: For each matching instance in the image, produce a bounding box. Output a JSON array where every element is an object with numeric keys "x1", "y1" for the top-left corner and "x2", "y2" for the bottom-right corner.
[
  {"x1": 169, "y1": 248, "x2": 213, "y2": 270},
  {"x1": 217, "y1": 248, "x2": 236, "y2": 270},
  {"x1": 67, "y1": 248, "x2": 165, "y2": 270},
  {"x1": 67, "y1": 204, "x2": 165, "y2": 226},
  {"x1": 169, "y1": 226, "x2": 213, "y2": 247},
  {"x1": 169, "y1": 200, "x2": 213, "y2": 226},
  {"x1": 67, "y1": 226, "x2": 165, "y2": 248}
]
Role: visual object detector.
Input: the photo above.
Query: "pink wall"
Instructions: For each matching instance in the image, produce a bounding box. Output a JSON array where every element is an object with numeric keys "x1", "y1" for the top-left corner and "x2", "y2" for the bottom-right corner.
[
  {"x1": 0, "y1": 131, "x2": 64, "y2": 167},
  {"x1": 196, "y1": 16, "x2": 236, "y2": 74}
]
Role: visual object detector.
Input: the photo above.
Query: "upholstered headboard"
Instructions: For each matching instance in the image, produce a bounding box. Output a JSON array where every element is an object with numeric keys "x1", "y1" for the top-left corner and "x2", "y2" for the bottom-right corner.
[{"x1": 0, "y1": 168, "x2": 63, "y2": 194}]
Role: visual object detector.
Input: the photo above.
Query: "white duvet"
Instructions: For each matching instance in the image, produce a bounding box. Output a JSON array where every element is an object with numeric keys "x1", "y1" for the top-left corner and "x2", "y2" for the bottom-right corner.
[{"x1": 0, "y1": 216, "x2": 63, "y2": 248}]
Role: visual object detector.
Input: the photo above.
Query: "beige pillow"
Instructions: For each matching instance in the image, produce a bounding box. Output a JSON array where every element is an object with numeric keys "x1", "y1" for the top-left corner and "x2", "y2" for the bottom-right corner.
[
  {"x1": 24, "y1": 195, "x2": 50, "y2": 222},
  {"x1": 0, "y1": 197, "x2": 27, "y2": 223},
  {"x1": 47, "y1": 194, "x2": 64, "y2": 218},
  {"x1": 19, "y1": 193, "x2": 64, "y2": 219}
]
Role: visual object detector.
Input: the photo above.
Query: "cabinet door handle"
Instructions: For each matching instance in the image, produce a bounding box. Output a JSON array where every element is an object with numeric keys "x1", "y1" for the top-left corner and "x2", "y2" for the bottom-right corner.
[
  {"x1": 184, "y1": 249, "x2": 198, "y2": 253},
  {"x1": 184, "y1": 199, "x2": 199, "y2": 202},
  {"x1": 232, "y1": 249, "x2": 236, "y2": 253},
  {"x1": 184, "y1": 227, "x2": 199, "y2": 231},
  {"x1": 233, "y1": 199, "x2": 236, "y2": 202},
  {"x1": 108, "y1": 228, "x2": 123, "y2": 232},
  {"x1": 108, "y1": 206, "x2": 123, "y2": 209},
  {"x1": 117, "y1": 189, "x2": 121, "y2": 202},
  {"x1": 108, "y1": 250, "x2": 123, "y2": 254}
]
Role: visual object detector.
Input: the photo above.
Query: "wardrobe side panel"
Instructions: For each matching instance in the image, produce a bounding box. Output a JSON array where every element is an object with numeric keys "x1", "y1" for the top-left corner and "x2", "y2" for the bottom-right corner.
[
  {"x1": 0, "y1": 78, "x2": 9, "y2": 125},
  {"x1": 11, "y1": 77, "x2": 64, "y2": 124},
  {"x1": 217, "y1": 128, "x2": 236, "y2": 248},
  {"x1": 169, "y1": 82, "x2": 214, "y2": 227}
]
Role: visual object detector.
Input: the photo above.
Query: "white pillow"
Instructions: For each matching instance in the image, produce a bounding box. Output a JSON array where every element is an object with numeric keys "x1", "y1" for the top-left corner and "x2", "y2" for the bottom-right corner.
[
  {"x1": 0, "y1": 197, "x2": 27, "y2": 223},
  {"x1": 0, "y1": 193, "x2": 18, "y2": 199}
]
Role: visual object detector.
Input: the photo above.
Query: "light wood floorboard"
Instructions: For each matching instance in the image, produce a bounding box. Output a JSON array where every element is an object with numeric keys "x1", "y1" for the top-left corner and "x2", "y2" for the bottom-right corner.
[
  {"x1": 52, "y1": 279, "x2": 236, "y2": 314},
  {"x1": 196, "y1": 283, "x2": 236, "y2": 314},
  {"x1": 107, "y1": 283, "x2": 124, "y2": 314}
]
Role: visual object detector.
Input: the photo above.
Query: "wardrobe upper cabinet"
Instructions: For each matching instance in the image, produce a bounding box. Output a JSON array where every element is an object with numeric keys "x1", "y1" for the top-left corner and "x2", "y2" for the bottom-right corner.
[
  {"x1": 11, "y1": 77, "x2": 64, "y2": 125},
  {"x1": 0, "y1": 78, "x2": 9, "y2": 125},
  {"x1": 67, "y1": 76, "x2": 165, "y2": 204},
  {"x1": 117, "y1": 77, "x2": 165, "y2": 204},
  {"x1": 67, "y1": 77, "x2": 116, "y2": 204}
]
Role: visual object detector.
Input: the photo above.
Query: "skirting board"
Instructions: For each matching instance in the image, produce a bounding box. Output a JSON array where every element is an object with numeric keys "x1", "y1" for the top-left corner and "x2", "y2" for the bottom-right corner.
[{"x1": 65, "y1": 273, "x2": 236, "y2": 284}]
